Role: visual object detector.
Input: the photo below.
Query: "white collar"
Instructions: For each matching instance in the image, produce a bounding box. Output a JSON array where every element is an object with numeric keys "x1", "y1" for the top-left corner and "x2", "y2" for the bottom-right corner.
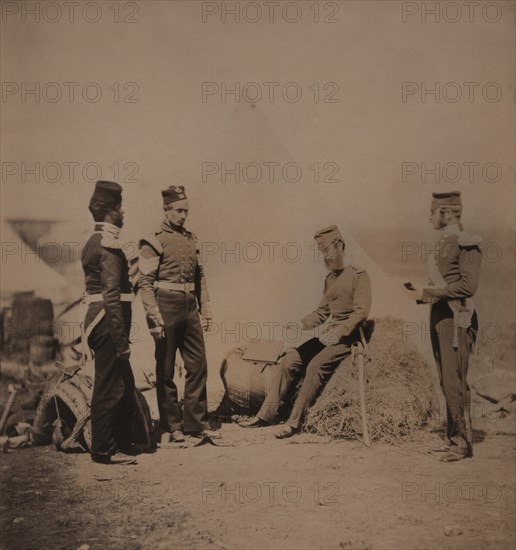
[
  {"x1": 95, "y1": 222, "x2": 121, "y2": 238},
  {"x1": 441, "y1": 223, "x2": 460, "y2": 238}
]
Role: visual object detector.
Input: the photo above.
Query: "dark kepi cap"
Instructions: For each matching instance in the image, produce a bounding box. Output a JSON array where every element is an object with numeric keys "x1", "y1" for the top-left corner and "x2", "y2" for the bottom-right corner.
[
  {"x1": 90, "y1": 180, "x2": 122, "y2": 206},
  {"x1": 162, "y1": 185, "x2": 187, "y2": 205},
  {"x1": 431, "y1": 191, "x2": 462, "y2": 210},
  {"x1": 314, "y1": 225, "x2": 345, "y2": 248}
]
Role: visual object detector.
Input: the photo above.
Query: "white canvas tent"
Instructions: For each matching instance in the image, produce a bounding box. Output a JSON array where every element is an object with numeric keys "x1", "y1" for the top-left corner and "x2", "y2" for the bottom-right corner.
[
  {"x1": 0, "y1": 220, "x2": 79, "y2": 307},
  {"x1": 93, "y1": 102, "x2": 440, "y2": 406}
]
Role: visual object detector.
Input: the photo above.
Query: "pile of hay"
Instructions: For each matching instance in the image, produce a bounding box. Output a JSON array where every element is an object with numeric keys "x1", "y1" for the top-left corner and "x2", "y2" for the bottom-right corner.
[{"x1": 304, "y1": 317, "x2": 436, "y2": 444}]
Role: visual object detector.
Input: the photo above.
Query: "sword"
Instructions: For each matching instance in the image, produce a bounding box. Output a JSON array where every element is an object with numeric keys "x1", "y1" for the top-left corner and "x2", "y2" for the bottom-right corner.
[{"x1": 355, "y1": 326, "x2": 371, "y2": 447}]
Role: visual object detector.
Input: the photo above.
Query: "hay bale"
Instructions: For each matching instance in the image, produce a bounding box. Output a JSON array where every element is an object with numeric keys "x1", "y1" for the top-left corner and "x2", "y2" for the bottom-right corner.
[{"x1": 304, "y1": 317, "x2": 436, "y2": 444}]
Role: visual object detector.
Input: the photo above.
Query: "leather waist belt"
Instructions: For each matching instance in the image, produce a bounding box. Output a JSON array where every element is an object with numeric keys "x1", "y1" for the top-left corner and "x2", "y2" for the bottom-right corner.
[
  {"x1": 84, "y1": 293, "x2": 134, "y2": 304},
  {"x1": 155, "y1": 281, "x2": 195, "y2": 292}
]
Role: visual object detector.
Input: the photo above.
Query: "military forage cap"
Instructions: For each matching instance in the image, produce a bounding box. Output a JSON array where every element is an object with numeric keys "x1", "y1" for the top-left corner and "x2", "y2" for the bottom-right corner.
[
  {"x1": 90, "y1": 180, "x2": 122, "y2": 207},
  {"x1": 162, "y1": 185, "x2": 187, "y2": 205},
  {"x1": 431, "y1": 191, "x2": 462, "y2": 211},
  {"x1": 314, "y1": 225, "x2": 345, "y2": 248}
]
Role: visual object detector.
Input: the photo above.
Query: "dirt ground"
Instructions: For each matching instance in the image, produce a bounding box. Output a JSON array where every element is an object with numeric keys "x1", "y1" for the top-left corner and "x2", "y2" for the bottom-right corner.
[{"x1": 1, "y1": 421, "x2": 515, "y2": 550}]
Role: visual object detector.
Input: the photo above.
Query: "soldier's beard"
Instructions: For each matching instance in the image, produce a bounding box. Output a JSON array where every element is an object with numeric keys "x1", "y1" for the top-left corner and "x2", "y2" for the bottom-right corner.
[{"x1": 324, "y1": 255, "x2": 344, "y2": 270}]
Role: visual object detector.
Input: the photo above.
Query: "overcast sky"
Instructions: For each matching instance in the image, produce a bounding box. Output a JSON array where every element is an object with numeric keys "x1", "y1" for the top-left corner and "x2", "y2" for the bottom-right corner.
[{"x1": 2, "y1": 1, "x2": 513, "y2": 233}]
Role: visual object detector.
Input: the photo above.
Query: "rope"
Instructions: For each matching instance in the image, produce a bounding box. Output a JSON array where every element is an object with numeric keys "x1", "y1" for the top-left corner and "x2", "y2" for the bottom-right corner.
[
  {"x1": 52, "y1": 368, "x2": 67, "y2": 423},
  {"x1": 50, "y1": 366, "x2": 91, "y2": 451}
]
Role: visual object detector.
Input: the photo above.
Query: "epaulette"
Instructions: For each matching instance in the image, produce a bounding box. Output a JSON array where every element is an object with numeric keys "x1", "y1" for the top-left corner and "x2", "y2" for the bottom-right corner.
[
  {"x1": 458, "y1": 231, "x2": 482, "y2": 249},
  {"x1": 139, "y1": 232, "x2": 163, "y2": 254}
]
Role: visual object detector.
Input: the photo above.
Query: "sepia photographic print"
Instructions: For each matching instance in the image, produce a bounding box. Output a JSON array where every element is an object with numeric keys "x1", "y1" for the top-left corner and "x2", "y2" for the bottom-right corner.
[{"x1": 1, "y1": 1, "x2": 515, "y2": 549}]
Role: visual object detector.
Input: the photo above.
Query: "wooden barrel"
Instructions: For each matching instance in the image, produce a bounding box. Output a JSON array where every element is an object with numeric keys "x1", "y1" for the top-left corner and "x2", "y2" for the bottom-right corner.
[
  {"x1": 220, "y1": 347, "x2": 277, "y2": 414},
  {"x1": 30, "y1": 298, "x2": 55, "y2": 338},
  {"x1": 8, "y1": 293, "x2": 55, "y2": 362},
  {"x1": 7, "y1": 292, "x2": 34, "y2": 357}
]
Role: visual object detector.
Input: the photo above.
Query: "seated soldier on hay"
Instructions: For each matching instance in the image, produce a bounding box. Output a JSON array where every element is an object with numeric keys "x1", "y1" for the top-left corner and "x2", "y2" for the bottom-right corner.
[{"x1": 238, "y1": 225, "x2": 372, "y2": 439}]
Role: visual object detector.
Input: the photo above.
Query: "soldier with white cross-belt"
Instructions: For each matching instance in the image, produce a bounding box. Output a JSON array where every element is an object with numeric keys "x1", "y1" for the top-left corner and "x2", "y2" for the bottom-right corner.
[
  {"x1": 138, "y1": 186, "x2": 213, "y2": 444},
  {"x1": 82, "y1": 181, "x2": 138, "y2": 465}
]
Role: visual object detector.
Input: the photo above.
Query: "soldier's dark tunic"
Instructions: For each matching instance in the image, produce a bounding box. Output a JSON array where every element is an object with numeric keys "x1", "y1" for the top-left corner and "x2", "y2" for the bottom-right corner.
[
  {"x1": 258, "y1": 265, "x2": 372, "y2": 427},
  {"x1": 423, "y1": 223, "x2": 482, "y2": 454},
  {"x1": 81, "y1": 223, "x2": 136, "y2": 460},
  {"x1": 139, "y1": 220, "x2": 212, "y2": 433}
]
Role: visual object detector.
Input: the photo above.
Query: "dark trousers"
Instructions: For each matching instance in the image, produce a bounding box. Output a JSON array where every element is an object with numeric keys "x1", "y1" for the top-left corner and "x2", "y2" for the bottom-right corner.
[
  {"x1": 258, "y1": 338, "x2": 351, "y2": 428},
  {"x1": 430, "y1": 301, "x2": 477, "y2": 452},
  {"x1": 155, "y1": 290, "x2": 208, "y2": 433},
  {"x1": 88, "y1": 317, "x2": 136, "y2": 458}
]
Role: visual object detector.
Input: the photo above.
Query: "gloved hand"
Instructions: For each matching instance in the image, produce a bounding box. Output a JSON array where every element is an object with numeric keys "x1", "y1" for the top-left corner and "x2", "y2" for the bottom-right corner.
[
  {"x1": 151, "y1": 326, "x2": 165, "y2": 341},
  {"x1": 319, "y1": 322, "x2": 341, "y2": 346},
  {"x1": 283, "y1": 321, "x2": 301, "y2": 335},
  {"x1": 201, "y1": 317, "x2": 213, "y2": 332}
]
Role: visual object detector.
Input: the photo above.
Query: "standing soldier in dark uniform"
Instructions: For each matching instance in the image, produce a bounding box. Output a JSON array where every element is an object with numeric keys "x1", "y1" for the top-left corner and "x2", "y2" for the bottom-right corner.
[
  {"x1": 138, "y1": 186, "x2": 213, "y2": 444},
  {"x1": 240, "y1": 225, "x2": 372, "y2": 438},
  {"x1": 82, "y1": 181, "x2": 137, "y2": 465},
  {"x1": 413, "y1": 192, "x2": 482, "y2": 462}
]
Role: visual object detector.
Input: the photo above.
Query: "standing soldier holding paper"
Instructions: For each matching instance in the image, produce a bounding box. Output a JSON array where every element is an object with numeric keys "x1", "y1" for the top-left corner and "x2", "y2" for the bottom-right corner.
[
  {"x1": 411, "y1": 192, "x2": 482, "y2": 462},
  {"x1": 138, "y1": 186, "x2": 213, "y2": 444}
]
